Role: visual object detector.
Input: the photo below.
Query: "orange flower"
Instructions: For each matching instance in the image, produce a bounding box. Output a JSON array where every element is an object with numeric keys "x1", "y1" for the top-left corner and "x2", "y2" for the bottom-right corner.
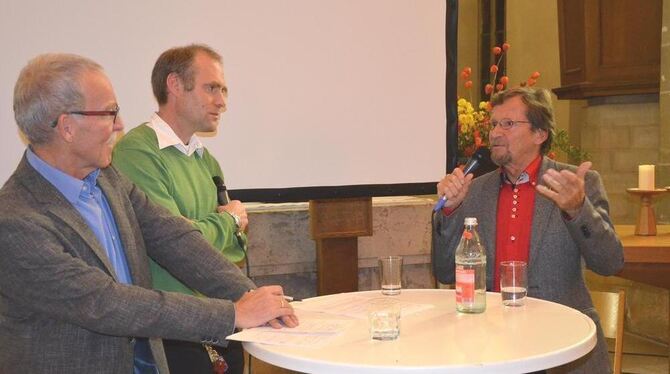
[
  {"x1": 485, "y1": 84, "x2": 494, "y2": 94},
  {"x1": 502, "y1": 42, "x2": 511, "y2": 51},
  {"x1": 499, "y1": 76, "x2": 509, "y2": 85},
  {"x1": 464, "y1": 80, "x2": 473, "y2": 88},
  {"x1": 490, "y1": 65, "x2": 499, "y2": 73},
  {"x1": 492, "y1": 46, "x2": 502, "y2": 55},
  {"x1": 474, "y1": 135, "x2": 483, "y2": 148}
]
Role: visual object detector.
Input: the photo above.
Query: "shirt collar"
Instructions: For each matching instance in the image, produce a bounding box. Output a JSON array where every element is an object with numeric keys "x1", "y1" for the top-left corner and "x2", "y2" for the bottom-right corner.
[
  {"x1": 499, "y1": 155, "x2": 542, "y2": 187},
  {"x1": 25, "y1": 147, "x2": 100, "y2": 206},
  {"x1": 146, "y1": 113, "x2": 204, "y2": 157}
]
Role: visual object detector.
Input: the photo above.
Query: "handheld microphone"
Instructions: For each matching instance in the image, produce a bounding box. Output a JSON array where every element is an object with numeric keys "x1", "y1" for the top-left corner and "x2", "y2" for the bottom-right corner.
[
  {"x1": 212, "y1": 176, "x2": 230, "y2": 205},
  {"x1": 433, "y1": 147, "x2": 491, "y2": 212},
  {"x1": 212, "y1": 176, "x2": 250, "y2": 275}
]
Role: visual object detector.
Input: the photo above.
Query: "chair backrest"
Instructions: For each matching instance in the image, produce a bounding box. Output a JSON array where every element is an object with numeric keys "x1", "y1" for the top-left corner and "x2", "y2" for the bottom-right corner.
[{"x1": 590, "y1": 290, "x2": 625, "y2": 374}]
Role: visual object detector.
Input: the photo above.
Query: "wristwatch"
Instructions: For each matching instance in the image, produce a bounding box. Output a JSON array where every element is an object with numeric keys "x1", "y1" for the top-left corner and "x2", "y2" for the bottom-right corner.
[{"x1": 228, "y1": 211, "x2": 241, "y2": 230}]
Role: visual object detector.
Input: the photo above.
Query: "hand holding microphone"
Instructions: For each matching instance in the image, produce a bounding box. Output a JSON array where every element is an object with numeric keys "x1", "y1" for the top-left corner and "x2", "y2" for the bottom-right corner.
[
  {"x1": 212, "y1": 176, "x2": 248, "y2": 233},
  {"x1": 434, "y1": 147, "x2": 490, "y2": 212}
]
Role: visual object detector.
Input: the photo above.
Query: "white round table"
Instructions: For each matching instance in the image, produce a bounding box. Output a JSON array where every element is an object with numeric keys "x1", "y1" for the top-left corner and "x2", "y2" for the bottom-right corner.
[{"x1": 244, "y1": 289, "x2": 596, "y2": 373}]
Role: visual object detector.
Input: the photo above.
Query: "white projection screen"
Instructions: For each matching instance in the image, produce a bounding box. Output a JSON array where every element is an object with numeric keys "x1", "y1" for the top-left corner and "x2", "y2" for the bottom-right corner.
[{"x1": 0, "y1": 0, "x2": 446, "y2": 202}]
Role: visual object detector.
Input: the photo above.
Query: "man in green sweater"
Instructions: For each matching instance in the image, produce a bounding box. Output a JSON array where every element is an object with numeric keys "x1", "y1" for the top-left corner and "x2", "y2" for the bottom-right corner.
[{"x1": 113, "y1": 44, "x2": 248, "y2": 374}]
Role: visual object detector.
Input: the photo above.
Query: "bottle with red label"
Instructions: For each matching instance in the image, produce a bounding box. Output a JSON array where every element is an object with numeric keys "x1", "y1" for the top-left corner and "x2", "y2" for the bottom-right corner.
[{"x1": 455, "y1": 217, "x2": 487, "y2": 313}]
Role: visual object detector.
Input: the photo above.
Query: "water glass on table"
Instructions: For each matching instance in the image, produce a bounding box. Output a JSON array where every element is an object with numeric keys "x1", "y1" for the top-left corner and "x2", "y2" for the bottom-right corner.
[
  {"x1": 500, "y1": 261, "x2": 527, "y2": 307},
  {"x1": 368, "y1": 298, "x2": 401, "y2": 340},
  {"x1": 378, "y1": 255, "x2": 403, "y2": 295}
]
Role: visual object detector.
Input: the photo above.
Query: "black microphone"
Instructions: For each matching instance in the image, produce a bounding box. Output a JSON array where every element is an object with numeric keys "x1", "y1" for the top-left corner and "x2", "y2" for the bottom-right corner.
[
  {"x1": 462, "y1": 146, "x2": 491, "y2": 175},
  {"x1": 212, "y1": 176, "x2": 230, "y2": 205},
  {"x1": 433, "y1": 147, "x2": 491, "y2": 212},
  {"x1": 212, "y1": 175, "x2": 247, "y2": 251}
]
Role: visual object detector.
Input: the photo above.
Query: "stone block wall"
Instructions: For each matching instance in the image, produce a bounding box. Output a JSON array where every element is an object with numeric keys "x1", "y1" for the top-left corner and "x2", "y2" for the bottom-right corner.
[
  {"x1": 579, "y1": 95, "x2": 661, "y2": 225},
  {"x1": 245, "y1": 197, "x2": 437, "y2": 299}
]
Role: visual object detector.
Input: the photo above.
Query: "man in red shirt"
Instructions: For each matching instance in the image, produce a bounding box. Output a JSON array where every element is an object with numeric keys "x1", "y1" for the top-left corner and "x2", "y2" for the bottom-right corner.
[{"x1": 433, "y1": 87, "x2": 623, "y2": 373}]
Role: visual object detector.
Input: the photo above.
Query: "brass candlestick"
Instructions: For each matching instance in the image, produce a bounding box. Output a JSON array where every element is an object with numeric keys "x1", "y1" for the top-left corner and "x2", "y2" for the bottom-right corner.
[{"x1": 626, "y1": 188, "x2": 668, "y2": 236}]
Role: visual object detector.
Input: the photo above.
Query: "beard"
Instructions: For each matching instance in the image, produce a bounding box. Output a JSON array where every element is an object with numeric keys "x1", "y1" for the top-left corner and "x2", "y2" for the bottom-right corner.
[{"x1": 490, "y1": 146, "x2": 511, "y2": 167}]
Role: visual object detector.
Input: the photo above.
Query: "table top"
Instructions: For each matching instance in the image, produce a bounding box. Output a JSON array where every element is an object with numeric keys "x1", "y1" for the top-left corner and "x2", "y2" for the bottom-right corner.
[
  {"x1": 615, "y1": 225, "x2": 670, "y2": 263},
  {"x1": 614, "y1": 225, "x2": 670, "y2": 264},
  {"x1": 614, "y1": 225, "x2": 670, "y2": 289},
  {"x1": 243, "y1": 289, "x2": 596, "y2": 374}
]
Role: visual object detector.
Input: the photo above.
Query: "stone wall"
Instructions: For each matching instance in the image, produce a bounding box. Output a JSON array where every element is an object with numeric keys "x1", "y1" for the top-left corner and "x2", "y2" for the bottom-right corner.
[
  {"x1": 245, "y1": 197, "x2": 436, "y2": 300},
  {"x1": 580, "y1": 95, "x2": 661, "y2": 224}
]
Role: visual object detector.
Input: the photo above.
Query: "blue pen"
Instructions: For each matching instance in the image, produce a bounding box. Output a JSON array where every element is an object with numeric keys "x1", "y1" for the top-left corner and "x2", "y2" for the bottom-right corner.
[{"x1": 433, "y1": 147, "x2": 490, "y2": 212}]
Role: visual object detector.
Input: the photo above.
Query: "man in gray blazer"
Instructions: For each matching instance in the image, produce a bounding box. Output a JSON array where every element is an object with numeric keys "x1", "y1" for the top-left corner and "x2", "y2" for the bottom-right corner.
[
  {"x1": 433, "y1": 87, "x2": 623, "y2": 373},
  {"x1": 0, "y1": 53, "x2": 298, "y2": 373}
]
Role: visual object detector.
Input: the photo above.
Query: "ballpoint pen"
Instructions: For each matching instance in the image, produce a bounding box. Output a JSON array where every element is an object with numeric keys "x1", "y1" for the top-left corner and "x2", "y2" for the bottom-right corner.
[{"x1": 283, "y1": 295, "x2": 302, "y2": 302}]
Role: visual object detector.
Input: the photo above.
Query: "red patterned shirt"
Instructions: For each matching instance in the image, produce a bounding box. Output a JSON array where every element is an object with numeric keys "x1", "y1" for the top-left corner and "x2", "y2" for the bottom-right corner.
[{"x1": 493, "y1": 156, "x2": 542, "y2": 291}]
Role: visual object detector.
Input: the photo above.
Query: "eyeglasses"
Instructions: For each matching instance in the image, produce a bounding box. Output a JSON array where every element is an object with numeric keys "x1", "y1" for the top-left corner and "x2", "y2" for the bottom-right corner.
[
  {"x1": 490, "y1": 118, "x2": 531, "y2": 130},
  {"x1": 51, "y1": 106, "x2": 120, "y2": 128}
]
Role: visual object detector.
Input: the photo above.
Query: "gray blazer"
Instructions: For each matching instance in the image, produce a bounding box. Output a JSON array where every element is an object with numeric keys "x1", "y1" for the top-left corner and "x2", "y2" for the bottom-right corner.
[
  {"x1": 0, "y1": 155, "x2": 255, "y2": 373},
  {"x1": 432, "y1": 157, "x2": 624, "y2": 373}
]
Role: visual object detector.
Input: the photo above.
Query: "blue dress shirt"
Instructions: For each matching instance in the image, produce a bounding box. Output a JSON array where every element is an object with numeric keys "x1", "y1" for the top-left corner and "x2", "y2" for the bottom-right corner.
[{"x1": 26, "y1": 148, "x2": 158, "y2": 374}]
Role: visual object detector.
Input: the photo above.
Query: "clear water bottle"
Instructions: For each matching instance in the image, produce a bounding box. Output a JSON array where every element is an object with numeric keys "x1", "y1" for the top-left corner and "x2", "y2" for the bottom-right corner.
[{"x1": 455, "y1": 217, "x2": 487, "y2": 313}]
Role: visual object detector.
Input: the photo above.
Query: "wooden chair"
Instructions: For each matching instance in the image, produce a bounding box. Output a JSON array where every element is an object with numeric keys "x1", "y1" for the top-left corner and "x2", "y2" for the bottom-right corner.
[{"x1": 589, "y1": 290, "x2": 626, "y2": 374}]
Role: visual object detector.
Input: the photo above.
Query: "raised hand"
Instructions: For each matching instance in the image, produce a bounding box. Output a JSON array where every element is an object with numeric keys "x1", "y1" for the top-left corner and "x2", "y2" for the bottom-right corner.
[{"x1": 536, "y1": 161, "x2": 592, "y2": 218}]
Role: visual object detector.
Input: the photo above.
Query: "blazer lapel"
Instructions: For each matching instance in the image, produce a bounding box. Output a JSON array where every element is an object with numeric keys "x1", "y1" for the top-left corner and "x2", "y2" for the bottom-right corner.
[
  {"x1": 17, "y1": 156, "x2": 119, "y2": 279},
  {"x1": 529, "y1": 157, "x2": 559, "y2": 274},
  {"x1": 476, "y1": 171, "x2": 501, "y2": 289},
  {"x1": 97, "y1": 170, "x2": 148, "y2": 287}
]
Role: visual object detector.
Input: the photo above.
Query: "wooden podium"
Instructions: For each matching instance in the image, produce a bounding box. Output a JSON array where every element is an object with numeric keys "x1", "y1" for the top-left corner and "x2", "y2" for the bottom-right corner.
[{"x1": 309, "y1": 197, "x2": 372, "y2": 295}]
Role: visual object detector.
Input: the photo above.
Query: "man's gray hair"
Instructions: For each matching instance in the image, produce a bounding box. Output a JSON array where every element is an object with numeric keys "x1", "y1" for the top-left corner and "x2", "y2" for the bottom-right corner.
[{"x1": 13, "y1": 53, "x2": 103, "y2": 145}]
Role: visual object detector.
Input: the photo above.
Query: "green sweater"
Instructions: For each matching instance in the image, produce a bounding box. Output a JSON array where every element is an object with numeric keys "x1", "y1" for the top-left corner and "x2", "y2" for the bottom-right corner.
[{"x1": 112, "y1": 124, "x2": 246, "y2": 295}]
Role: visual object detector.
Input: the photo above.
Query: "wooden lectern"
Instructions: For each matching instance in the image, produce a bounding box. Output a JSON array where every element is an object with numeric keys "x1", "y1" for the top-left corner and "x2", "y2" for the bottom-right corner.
[{"x1": 309, "y1": 197, "x2": 373, "y2": 295}]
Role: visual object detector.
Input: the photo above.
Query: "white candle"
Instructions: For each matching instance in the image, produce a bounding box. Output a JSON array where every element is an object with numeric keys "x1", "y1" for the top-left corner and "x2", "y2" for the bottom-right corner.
[{"x1": 638, "y1": 165, "x2": 655, "y2": 190}]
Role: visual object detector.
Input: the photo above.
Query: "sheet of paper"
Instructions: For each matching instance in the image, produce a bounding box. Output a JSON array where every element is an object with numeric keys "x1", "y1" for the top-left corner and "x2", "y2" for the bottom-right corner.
[
  {"x1": 239, "y1": 318, "x2": 353, "y2": 335},
  {"x1": 227, "y1": 329, "x2": 339, "y2": 348},
  {"x1": 294, "y1": 295, "x2": 434, "y2": 319},
  {"x1": 226, "y1": 312, "x2": 354, "y2": 347}
]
